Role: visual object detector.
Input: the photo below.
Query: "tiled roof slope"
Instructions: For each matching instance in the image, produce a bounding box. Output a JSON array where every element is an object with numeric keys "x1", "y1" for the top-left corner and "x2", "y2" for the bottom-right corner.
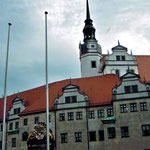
[
  {"x1": 0, "y1": 75, "x2": 120, "y2": 119},
  {"x1": 0, "y1": 55, "x2": 150, "y2": 120},
  {"x1": 136, "y1": 55, "x2": 150, "y2": 83}
]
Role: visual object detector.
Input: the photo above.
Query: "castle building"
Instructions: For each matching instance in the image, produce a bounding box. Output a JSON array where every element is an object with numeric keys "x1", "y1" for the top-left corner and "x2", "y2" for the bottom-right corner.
[{"x1": 0, "y1": 0, "x2": 150, "y2": 150}]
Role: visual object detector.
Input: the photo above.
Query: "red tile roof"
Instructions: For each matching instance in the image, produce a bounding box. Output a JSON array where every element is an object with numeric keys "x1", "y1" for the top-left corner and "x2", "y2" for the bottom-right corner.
[
  {"x1": 0, "y1": 55, "x2": 150, "y2": 120},
  {"x1": 0, "y1": 75, "x2": 120, "y2": 119},
  {"x1": 136, "y1": 55, "x2": 150, "y2": 83}
]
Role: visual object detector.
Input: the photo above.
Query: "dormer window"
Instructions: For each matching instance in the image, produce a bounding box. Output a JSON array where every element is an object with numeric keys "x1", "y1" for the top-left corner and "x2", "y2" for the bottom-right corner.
[
  {"x1": 116, "y1": 55, "x2": 126, "y2": 61},
  {"x1": 65, "y1": 96, "x2": 77, "y2": 103},
  {"x1": 124, "y1": 85, "x2": 138, "y2": 93},
  {"x1": 14, "y1": 108, "x2": 20, "y2": 114}
]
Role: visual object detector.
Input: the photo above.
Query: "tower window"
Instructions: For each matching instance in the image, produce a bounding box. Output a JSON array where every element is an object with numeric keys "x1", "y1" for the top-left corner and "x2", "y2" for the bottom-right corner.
[
  {"x1": 91, "y1": 61, "x2": 96, "y2": 68},
  {"x1": 91, "y1": 44, "x2": 95, "y2": 48}
]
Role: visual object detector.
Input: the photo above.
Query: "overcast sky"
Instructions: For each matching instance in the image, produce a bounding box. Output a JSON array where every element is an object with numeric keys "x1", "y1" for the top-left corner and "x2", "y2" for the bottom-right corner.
[{"x1": 0, "y1": 0, "x2": 150, "y2": 96}]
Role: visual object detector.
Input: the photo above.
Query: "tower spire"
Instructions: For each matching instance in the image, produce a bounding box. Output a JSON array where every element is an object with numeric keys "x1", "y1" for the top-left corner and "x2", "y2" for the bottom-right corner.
[
  {"x1": 83, "y1": 0, "x2": 95, "y2": 41},
  {"x1": 86, "y1": 0, "x2": 90, "y2": 19}
]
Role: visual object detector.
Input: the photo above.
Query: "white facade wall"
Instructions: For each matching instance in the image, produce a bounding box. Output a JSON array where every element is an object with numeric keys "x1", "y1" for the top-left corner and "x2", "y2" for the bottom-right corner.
[{"x1": 81, "y1": 53, "x2": 103, "y2": 77}]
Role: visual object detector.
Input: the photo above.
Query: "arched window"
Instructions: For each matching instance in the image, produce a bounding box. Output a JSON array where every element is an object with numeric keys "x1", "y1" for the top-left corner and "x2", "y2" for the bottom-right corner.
[{"x1": 22, "y1": 132, "x2": 28, "y2": 141}]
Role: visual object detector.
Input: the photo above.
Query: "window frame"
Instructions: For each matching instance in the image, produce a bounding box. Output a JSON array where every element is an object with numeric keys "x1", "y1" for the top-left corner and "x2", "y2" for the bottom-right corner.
[
  {"x1": 99, "y1": 130, "x2": 104, "y2": 141},
  {"x1": 107, "y1": 127, "x2": 116, "y2": 139},
  {"x1": 107, "y1": 109, "x2": 113, "y2": 117},
  {"x1": 142, "y1": 124, "x2": 150, "y2": 136},
  {"x1": 97, "y1": 109, "x2": 104, "y2": 118},
  {"x1": 68, "y1": 112, "x2": 74, "y2": 121},
  {"x1": 75, "y1": 132, "x2": 82, "y2": 142},
  {"x1": 61, "y1": 133, "x2": 68, "y2": 143},
  {"x1": 121, "y1": 126, "x2": 129, "y2": 138},
  {"x1": 140, "y1": 102, "x2": 147, "y2": 111},
  {"x1": 9, "y1": 123, "x2": 13, "y2": 130},
  {"x1": 130, "y1": 103, "x2": 137, "y2": 112},
  {"x1": 15, "y1": 122, "x2": 19, "y2": 129},
  {"x1": 14, "y1": 108, "x2": 20, "y2": 114},
  {"x1": 89, "y1": 110, "x2": 95, "y2": 119},
  {"x1": 120, "y1": 104, "x2": 127, "y2": 113},
  {"x1": 22, "y1": 132, "x2": 28, "y2": 141},
  {"x1": 24, "y1": 118, "x2": 28, "y2": 126},
  {"x1": 76, "y1": 112, "x2": 82, "y2": 120},
  {"x1": 59, "y1": 113, "x2": 65, "y2": 121},
  {"x1": 89, "y1": 131, "x2": 96, "y2": 142},
  {"x1": 12, "y1": 138, "x2": 16, "y2": 147},
  {"x1": 34, "y1": 117, "x2": 39, "y2": 124},
  {"x1": 91, "y1": 61, "x2": 96, "y2": 68}
]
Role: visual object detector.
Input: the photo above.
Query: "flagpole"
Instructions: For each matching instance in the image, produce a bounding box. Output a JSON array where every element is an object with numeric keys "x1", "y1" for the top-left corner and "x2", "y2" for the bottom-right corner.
[
  {"x1": 2, "y1": 23, "x2": 12, "y2": 150},
  {"x1": 45, "y1": 11, "x2": 50, "y2": 150}
]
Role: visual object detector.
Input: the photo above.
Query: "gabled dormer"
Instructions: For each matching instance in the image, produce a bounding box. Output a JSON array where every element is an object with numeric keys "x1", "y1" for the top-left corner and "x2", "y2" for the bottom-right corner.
[
  {"x1": 112, "y1": 72, "x2": 150, "y2": 101},
  {"x1": 7, "y1": 96, "x2": 26, "y2": 120},
  {"x1": 104, "y1": 41, "x2": 138, "y2": 76},
  {"x1": 54, "y1": 83, "x2": 89, "y2": 109}
]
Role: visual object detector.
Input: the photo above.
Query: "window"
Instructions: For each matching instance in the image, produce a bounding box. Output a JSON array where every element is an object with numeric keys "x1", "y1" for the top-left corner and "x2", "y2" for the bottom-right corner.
[
  {"x1": 9, "y1": 123, "x2": 13, "y2": 130},
  {"x1": 22, "y1": 132, "x2": 28, "y2": 141},
  {"x1": 140, "y1": 102, "x2": 147, "y2": 111},
  {"x1": 12, "y1": 138, "x2": 16, "y2": 147},
  {"x1": 99, "y1": 130, "x2": 104, "y2": 141},
  {"x1": 0, "y1": 125, "x2": 2, "y2": 132},
  {"x1": 124, "y1": 85, "x2": 138, "y2": 93},
  {"x1": 116, "y1": 56, "x2": 120, "y2": 61},
  {"x1": 91, "y1": 61, "x2": 96, "y2": 68},
  {"x1": 115, "y1": 70, "x2": 120, "y2": 76},
  {"x1": 0, "y1": 141, "x2": 2, "y2": 149},
  {"x1": 120, "y1": 104, "x2": 127, "y2": 113},
  {"x1": 89, "y1": 131, "x2": 96, "y2": 141},
  {"x1": 121, "y1": 127, "x2": 129, "y2": 138},
  {"x1": 75, "y1": 132, "x2": 82, "y2": 142},
  {"x1": 61, "y1": 133, "x2": 68, "y2": 143},
  {"x1": 15, "y1": 122, "x2": 19, "y2": 129},
  {"x1": 107, "y1": 127, "x2": 116, "y2": 139},
  {"x1": 142, "y1": 125, "x2": 150, "y2": 136},
  {"x1": 97, "y1": 109, "x2": 104, "y2": 118},
  {"x1": 68, "y1": 112, "x2": 74, "y2": 121},
  {"x1": 49, "y1": 115, "x2": 51, "y2": 122},
  {"x1": 24, "y1": 118, "x2": 28, "y2": 126},
  {"x1": 132, "y1": 85, "x2": 138, "y2": 93},
  {"x1": 124, "y1": 86, "x2": 131, "y2": 93},
  {"x1": 130, "y1": 103, "x2": 137, "y2": 112},
  {"x1": 60, "y1": 113, "x2": 65, "y2": 121},
  {"x1": 91, "y1": 44, "x2": 95, "y2": 48},
  {"x1": 14, "y1": 108, "x2": 20, "y2": 114},
  {"x1": 121, "y1": 56, "x2": 125, "y2": 61},
  {"x1": 107, "y1": 109, "x2": 113, "y2": 117},
  {"x1": 34, "y1": 117, "x2": 39, "y2": 124},
  {"x1": 65, "y1": 96, "x2": 77, "y2": 103},
  {"x1": 116, "y1": 56, "x2": 126, "y2": 61},
  {"x1": 89, "y1": 110, "x2": 95, "y2": 118},
  {"x1": 76, "y1": 112, "x2": 82, "y2": 120}
]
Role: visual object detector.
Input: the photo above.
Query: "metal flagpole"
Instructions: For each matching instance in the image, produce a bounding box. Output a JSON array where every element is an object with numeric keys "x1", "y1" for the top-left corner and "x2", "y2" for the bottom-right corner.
[
  {"x1": 2, "y1": 23, "x2": 12, "y2": 150},
  {"x1": 45, "y1": 11, "x2": 50, "y2": 150}
]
